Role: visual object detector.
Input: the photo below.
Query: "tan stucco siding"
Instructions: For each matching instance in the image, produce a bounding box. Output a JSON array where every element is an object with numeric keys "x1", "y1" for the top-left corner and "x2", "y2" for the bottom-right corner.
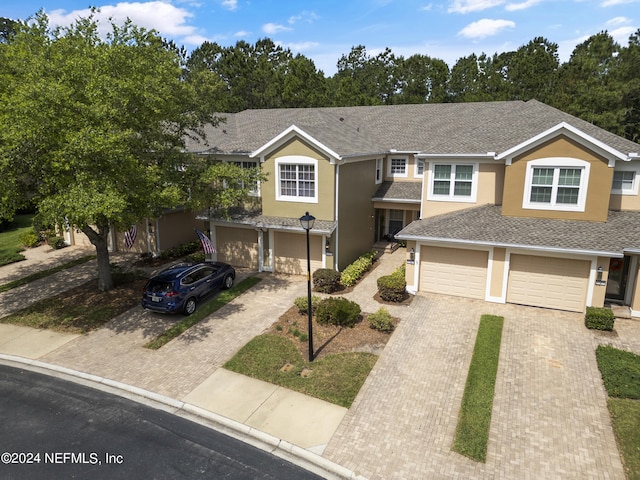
[
  {"x1": 382, "y1": 154, "x2": 423, "y2": 182},
  {"x1": 609, "y1": 194, "x2": 640, "y2": 211},
  {"x1": 155, "y1": 210, "x2": 206, "y2": 252},
  {"x1": 421, "y1": 162, "x2": 504, "y2": 218},
  {"x1": 631, "y1": 258, "x2": 640, "y2": 317},
  {"x1": 215, "y1": 226, "x2": 258, "y2": 269},
  {"x1": 489, "y1": 247, "x2": 507, "y2": 298},
  {"x1": 261, "y1": 138, "x2": 335, "y2": 221},
  {"x1": 591, "y1": 256, "x2": 610, "y2": 308},
  {"x1": 274, "y1": 231, "x2": 322, "y2": 275},
  {"x1": 502, "y1": 136, "x2": 612, "y2": 221},
  {"x1": 337, "y1": 160, "x2": 377, "y2": 270}
]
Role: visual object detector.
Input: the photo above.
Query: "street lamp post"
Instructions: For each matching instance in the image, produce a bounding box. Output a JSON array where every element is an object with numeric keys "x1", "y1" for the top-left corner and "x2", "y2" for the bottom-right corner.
[{"x1": 299, "y1": 211, "x2": 316, "y2": 362}]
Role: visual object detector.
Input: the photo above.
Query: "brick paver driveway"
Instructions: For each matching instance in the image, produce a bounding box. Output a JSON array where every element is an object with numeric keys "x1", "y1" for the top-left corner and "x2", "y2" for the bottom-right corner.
[{"x1": 324, "y1": 293, "x2": 635, "y2": 480}]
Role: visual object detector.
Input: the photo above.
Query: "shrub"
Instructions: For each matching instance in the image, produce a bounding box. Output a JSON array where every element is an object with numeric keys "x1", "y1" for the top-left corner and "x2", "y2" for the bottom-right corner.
[
  {"x1": 340, "y1": 251, "x2": 377, "y2": 287},
  {"x1": 368, "y1": 307, "x2": 395, "y2": 332},
  {"x1": 294, "y1": 295, "x2": 321, "y2": 315},
  {"x1": 47, "y1": 236, "x2": 67, "y2": 249},
  {"x1": 377, "y1": 265, "x2": 406, "y2": 302},
  {"x1": 19, "y1": 230, "x2": 40, "y2": 248},
  {"x1": 585, "y1": 306, "x2": 615, "y2": 331},
  {"x1": 313, "y1": 268, "x2": 341, "y2": 293},
  {"x1": 159, "y1": 240, "x2": 200, "y2": 260},
  {"x1": 315, "y1": 297, "x2": 361, "y2": 328}
]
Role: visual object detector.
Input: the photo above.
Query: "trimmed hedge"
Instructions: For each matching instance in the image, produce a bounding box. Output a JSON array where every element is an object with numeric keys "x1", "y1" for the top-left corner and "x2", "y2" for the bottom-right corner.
[
  {"x1": 585, "y1": 306, "x2": 615, "y2": 331},
  {"x1": 368, "y1": 307, "x2": 395, "y2": 332},
  {"x1": 340, "y1": 251, "x2": 377, "y2": 287},
  {"x1": 313, "y1": 268, "x2": 341, "y2": 293},
  {"x1": 315, "y1": 297, "x2": 361, "y2": 328},
  {"x1": 377, "y1": 264, "x2": 406, "y2": 302},
  {"x1": 294, "y1": 295, "x2": 321, "y2": 315}
]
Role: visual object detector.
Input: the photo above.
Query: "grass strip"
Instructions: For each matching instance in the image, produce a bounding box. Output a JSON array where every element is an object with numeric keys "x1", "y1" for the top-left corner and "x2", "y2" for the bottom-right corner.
[
  {"x1": 452, "y1": 314, "x2": 504, "y2": 463},
  {"x1": 224, "y1": 333, "x2": 377, "y2": 408},
  {"x1": 144, "y1": 276, "x2": 262, "y2": 350},
  {"x1": 596, "y1": 345, "x2": 640, "y2": 479},
  {"x1": 0, "y1": 255, "x2": 95, "y2": 294}
]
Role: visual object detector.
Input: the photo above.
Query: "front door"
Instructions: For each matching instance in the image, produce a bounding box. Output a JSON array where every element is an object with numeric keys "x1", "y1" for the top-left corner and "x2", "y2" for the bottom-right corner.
[{"x1": 606, "y1": 256, "x2": 631, "y2": 301}]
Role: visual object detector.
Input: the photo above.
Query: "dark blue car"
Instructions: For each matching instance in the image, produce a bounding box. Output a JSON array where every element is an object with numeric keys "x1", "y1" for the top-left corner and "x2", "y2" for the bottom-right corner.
[{"x1": 141, "y1": 261, "x2": 235, "y2": 315}]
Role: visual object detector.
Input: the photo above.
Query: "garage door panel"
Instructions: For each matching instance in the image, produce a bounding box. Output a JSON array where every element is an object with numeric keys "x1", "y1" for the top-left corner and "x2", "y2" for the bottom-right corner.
[
  {"x1": 420, "y1": 247, "x2": 488, "y2": 299},
  {"x1": 507, "y1": 255, "x2": 589, "y2": 312}
]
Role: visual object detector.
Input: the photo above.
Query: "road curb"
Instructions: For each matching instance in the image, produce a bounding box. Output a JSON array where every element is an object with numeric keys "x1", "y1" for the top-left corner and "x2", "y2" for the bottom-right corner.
[{"x1": 0, "y1": 353, "x2": 366, "y2": 480}]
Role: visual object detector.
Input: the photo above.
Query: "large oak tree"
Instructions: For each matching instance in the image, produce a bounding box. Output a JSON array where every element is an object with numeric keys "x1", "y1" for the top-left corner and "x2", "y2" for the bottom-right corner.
[{"x1": 0, "y1": 12, "x2": 220, "y2": 290}]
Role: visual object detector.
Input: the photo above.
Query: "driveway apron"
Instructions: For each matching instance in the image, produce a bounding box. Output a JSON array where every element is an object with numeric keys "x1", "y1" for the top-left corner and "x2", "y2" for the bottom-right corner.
[{"x1": 323, "y1": 294, "x2": 627, "y2": 480}]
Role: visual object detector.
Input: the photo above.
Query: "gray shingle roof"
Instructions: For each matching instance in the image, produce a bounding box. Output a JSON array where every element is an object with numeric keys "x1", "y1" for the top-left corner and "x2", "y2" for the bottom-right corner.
[
  {"x1": 373, "y1": 181, "x2": 422, "y2": 202},
  {"x1": 184, "y1": 100, "x2": 639, "y2": 158},
  {"x1": 396, "y1": 204, "x2": 640, "y2": 256},
  {"x1": 197, "y1": 209, "x2": 336, "y2": 235}
]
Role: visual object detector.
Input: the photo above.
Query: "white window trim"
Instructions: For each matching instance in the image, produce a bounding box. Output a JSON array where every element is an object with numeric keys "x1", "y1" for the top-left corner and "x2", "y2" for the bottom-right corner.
[
  {"x1": 523, "y1": 157, "x2": 590, "y2": 212},
  {"x1": 611, "y1": 167, "x2": 639, "y2": 196},
  {"x1": 426, "y1": 162, "x2": 479, "y2": 203},
  {"x1": 375, "y1": 158, "x2": 383, "y2": 184},
  {"x1": 414, "y1": 158, "x2": 425, "y2": 178},
  {"x1": 231, "y1": 160, "x2": 260, "y2": 196},
  {"x1": 275, "y1": 155, "x2": 318, "y2": 203},
  {"x1": 388, "y1": 156, "x2": 408, "y2": 178}
]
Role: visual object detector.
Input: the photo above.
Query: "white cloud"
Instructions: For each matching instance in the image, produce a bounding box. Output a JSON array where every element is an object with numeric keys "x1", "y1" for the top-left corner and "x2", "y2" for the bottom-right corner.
[
  {"x1": 458, "y1": 18, "x2": 515, "y2": 38},
  {"x1": 420, "y1": 3, "x2": 435, "y2": 11},
  {"x1": 606, "y1": 16, "x2": 632, "y2": 26},
  {"x1": 288, "y1": 11, "x2": 319, "y2": 25},
  {"x1": 448, "y1": 0, "x2": 505, "y2": 14},
  {"x1": 221, "y1": 0, "x2": 238, "y2": 11},
  {"x1": 234, "y1": 30, "x2": 251, "y2": 37},
  {"x1": 48, "y1": 2, "x2": 197, "y2": 37},
  {"x1": 610, "y1": 26, "x2": 638, "y2": 44},
  {"x1": 281, "y1": 40, "x2": 321, "y2": 52},
  {"x1": 505, "y1": 0, "x2": 543, "y2": 11},
  {"x1": 601, "y1": 0, "x2": 636, "y2": 6},
  {"x1": 262, "y1": 22, "x2": 292, "y2": 35}
]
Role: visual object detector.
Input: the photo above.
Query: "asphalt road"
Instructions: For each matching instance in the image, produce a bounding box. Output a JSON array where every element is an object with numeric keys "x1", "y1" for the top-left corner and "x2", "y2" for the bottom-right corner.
[{"x1": 0, "y1": 365, "x2": 324, "y2": 480}]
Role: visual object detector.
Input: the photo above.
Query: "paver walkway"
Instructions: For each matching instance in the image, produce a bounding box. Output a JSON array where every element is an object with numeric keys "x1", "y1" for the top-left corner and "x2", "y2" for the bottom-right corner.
[{"x1": 324, "y1": 294, "x2": 640, "y2": 480}]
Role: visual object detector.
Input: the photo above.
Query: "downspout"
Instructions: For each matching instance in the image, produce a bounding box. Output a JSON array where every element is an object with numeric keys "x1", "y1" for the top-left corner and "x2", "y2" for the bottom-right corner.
[{"x1": 334, "y1": 162, "x2": 340, "y2": 271}]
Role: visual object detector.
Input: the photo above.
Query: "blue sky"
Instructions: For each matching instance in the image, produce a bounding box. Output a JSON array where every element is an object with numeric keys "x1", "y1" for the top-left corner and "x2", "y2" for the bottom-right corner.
[{"x1": 3, "y1": 0, "x2": 639, "y2": 75}]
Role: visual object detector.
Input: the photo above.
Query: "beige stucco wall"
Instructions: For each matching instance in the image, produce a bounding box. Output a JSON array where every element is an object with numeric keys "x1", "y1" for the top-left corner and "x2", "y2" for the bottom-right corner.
[
  {"x1": 382, "y1": 154, "x2": 424, "y2": 182},
  {"x1": 215, "y1": 226, "x2": 259, "y2": 269},
  {"x1": 502, "y1": 136, "x2": 613, "y2": 221},
  {"x1": 421, "y1": 162, "x2": 504, "y2": 218},
  {"x1": 609, "y1": 194, "x2": 640, "y2": 211},
  {"x1": 591, "y1": 256, "x2": 610, "y2": 308},
  {"x1": 156, "y1": 210, "x2": 206, "y2": 252},
  {"x1": 405, "y1": 240, "x2": 417, "y2": 288},
  {"x1": 631, "y1": 259, "x2": 640, "y2": 316},
  {"x1": 261, "y1": 139, "x2": 335, "y2": 221},
  {"x1": 489, "y1": 247, "x2": 507, "y2": 298},
  {"x1": 337, "y1": 159, "x2": 378, "y2": 269}
]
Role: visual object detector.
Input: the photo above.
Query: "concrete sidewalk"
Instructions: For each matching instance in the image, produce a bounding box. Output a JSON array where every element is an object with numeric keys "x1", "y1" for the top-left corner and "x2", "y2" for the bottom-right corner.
[{"x1": 0, "y1": 245, "x2": 406, "y2": 478}]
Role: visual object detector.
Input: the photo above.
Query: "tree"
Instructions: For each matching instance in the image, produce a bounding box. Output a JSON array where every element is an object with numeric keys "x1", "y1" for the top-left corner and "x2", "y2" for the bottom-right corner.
[
  {"x1": 396, "y1": 54, "x2": 449, "y2": 104},
  {"x1": 506, "y1": 37, "x2": 559, "y2": 103},
  {"x1": 553, "y1": 32, "x2": 624, "y2": 134},
  {"x1": 617, "y1": 29, "x2": 640, "y2": 142},
  {"x1": 0, "y1": 17, "x2": 18, "y2": 43},
  {"x1": 0, "y1": 12, "x2": 218, "y2": 291}
]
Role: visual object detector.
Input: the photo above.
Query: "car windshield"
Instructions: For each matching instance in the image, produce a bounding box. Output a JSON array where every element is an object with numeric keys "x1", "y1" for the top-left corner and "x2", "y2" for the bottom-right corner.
[{"x1": 147, "y1": 281, "x2": 173, "y2": 293}]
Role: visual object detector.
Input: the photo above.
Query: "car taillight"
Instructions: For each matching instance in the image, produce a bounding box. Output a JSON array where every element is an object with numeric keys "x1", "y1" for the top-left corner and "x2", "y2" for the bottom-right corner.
[{"x1": 165, "y1": 291, "x2": 179, "y2": 297}]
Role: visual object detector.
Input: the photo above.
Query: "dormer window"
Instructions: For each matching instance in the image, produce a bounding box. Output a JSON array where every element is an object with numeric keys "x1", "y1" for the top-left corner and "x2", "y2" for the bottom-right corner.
[
  {"x1": 523, "y1": 158, "x2": 589, "y2": 212},
  {"x1": 388, "y1": 157, "x2": 408, "y2": 178}
]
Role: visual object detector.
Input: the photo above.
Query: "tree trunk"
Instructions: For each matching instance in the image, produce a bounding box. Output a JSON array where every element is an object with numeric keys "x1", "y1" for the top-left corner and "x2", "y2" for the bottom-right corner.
[{"x1": 81, "y1": 222, "x2": 113, "y2": 292}]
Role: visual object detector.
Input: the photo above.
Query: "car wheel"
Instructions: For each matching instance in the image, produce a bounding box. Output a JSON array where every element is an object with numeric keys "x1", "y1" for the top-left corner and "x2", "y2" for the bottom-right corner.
[
  {"x1": 223, "y1": 274, "x2": 234, "y2": 289},
  {"x1": 183, "y1": 297, "x2": 197, "y2": 315}
]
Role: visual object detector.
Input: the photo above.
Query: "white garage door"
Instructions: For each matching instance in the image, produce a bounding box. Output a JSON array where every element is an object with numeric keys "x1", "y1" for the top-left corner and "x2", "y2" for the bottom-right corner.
[
  {"x1": 507, "y1": 254, "x2": 590, "y2": 312},
  {"x1": 420, "y1": 246, "x2": 488, "y2": 299}
]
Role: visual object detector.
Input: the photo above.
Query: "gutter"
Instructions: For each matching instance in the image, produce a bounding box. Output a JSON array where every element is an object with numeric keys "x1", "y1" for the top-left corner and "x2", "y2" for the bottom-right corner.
[{"x1": 395, "y1": 234, "x2": 625, "y2": 258}]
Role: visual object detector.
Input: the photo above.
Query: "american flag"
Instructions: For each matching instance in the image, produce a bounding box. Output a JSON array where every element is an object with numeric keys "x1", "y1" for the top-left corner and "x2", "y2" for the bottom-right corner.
[
  {"x1": 195, "y1": 229, "x2": 215, "y2": 254},
  {"x1": 124, "y1": 225, "x2": 137, "y2": 249}
]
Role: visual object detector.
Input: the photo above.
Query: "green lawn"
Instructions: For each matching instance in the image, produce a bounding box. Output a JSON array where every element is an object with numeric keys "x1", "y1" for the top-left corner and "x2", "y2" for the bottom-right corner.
[
  {"x1": 452, "y1": 314, "x2": 504, "y2": 462},
  {"x1": 596, "y1": 345, "x2": 640, "y2": 480},
  {"x1": 0, "y1": 214, "x2": 34, "y2": 266},
  {"x1": 224, "y1": 333, "x2": 377, "y2": 408}
]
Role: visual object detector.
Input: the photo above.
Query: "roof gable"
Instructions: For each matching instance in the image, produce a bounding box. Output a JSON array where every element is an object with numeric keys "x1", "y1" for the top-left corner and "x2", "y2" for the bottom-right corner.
[{"x1": 250, "y1": 125, "x2": 341, "y2": 162}]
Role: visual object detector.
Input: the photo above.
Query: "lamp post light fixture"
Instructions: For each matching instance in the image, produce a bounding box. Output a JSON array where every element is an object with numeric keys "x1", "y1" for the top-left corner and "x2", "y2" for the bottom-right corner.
[{"x1": 299, "y1": 211, "x2": 316, "y2": 362}]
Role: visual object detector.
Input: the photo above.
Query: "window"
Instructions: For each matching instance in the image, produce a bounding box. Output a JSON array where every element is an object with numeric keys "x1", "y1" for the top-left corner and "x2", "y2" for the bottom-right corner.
[
  {"x1": 375, "y1": 158, "x2": 383, "y2": 184},
  {"x1": 428, "y1": 163, "x2": 477, "y2": 202},
  {"x1": 232, "y1": 160, "x2": 259, "y2": 194},
  {"x1": 612, "y1": 171, "x2": 636, "y2": 194},
  {"x1": 276, "y1": 156, "x2": 318, "y2": 203},
  {"x1": 523, "y1": 158, "x2": 589, "y2": 212},
  {"x1": 388, "y1": 157, "x2": 408, "y2": 178},
  {"x1": 415, "y1": 159, "x2": 425, "y2": 178}
]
